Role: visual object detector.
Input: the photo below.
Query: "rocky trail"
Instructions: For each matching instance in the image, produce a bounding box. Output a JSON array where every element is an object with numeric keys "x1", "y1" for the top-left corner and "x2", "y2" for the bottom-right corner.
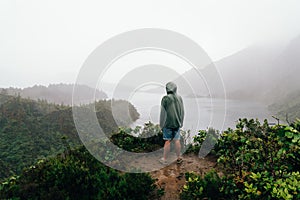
[{"x1": 149, "y1": 153, "x2": 220, "y2": 200}]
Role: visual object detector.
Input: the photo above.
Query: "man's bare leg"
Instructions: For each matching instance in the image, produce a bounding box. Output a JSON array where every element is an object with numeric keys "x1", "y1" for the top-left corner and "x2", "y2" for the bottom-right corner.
[
  {"x1": 174, "y1": 139, "x2": 181, "y2": 159},
  {"x1": 163, "y1": 140, "x2": 171, "y2": 160}
]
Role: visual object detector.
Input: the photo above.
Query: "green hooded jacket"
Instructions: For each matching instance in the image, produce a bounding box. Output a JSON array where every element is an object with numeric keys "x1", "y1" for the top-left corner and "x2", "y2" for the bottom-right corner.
[{"x1": 160, "y1": 82, "x2": 184, "y2": 129}]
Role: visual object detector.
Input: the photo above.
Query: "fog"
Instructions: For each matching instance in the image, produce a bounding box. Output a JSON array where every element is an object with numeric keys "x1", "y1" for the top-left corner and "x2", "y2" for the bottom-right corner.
[{"x1": 1, "y1": 0, "x2": 300, "y2": 88}]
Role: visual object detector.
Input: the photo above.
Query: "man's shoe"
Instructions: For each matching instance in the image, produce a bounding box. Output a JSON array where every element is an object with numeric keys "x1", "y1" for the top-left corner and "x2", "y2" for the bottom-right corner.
[
  {"x1": 176, "y1": 158, "x2": 183, "y2": 164},
  {"x1": 159, "y1": 158, "x2": 168, "y2": 165}
]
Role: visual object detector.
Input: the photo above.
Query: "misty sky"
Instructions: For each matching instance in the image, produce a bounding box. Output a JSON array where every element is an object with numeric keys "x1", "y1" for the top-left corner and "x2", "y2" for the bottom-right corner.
[{"x1": 1, "y1": 0, "x2": 300, "y2": 88}]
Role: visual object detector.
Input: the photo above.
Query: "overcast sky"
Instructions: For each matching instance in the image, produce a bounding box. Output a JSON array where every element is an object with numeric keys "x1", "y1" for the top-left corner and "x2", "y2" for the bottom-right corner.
[{"x1": 1, "y1": 0, "x2": 300, "y2": 88}]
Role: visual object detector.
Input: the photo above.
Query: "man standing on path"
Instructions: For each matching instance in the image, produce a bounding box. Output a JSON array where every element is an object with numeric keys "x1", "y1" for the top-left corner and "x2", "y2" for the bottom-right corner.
[{"x1": 159, "y1": 82, "x2": 184, "y2": 165}]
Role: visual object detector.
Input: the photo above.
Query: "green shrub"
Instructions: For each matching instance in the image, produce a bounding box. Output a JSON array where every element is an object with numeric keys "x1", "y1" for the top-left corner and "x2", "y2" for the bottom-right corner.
[
  {"x1": 185, "y1": 128, "x2": 219, "y2": 154},
  {"x1": 0, "y1": 146, "x2": 156, "y2": 200},
  {"x1": 110, "y1": 122, "x2": 191, "y2": 154},
  {"x1": 181, "y1": 170, "x2": 222, "y2": 200},
  {"x1": 110, "y1": 122, "x2": 164, "y2": 152},
  {"x1": 181, "y1": 118, "x2": 300, "y2": 200},
  {"x1": 217, "y1": 118, "x2": 299, "y2": 175}
]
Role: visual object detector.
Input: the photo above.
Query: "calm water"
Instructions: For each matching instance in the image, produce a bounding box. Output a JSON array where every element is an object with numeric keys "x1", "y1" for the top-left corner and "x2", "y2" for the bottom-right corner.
[{"x1": 128, "y1": 91, "x2": 274, "y2": 135}]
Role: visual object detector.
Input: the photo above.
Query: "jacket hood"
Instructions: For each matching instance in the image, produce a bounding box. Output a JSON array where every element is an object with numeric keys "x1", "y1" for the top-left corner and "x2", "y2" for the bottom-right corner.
[{"x1": 166, "y1": 82, "x2": 177, "y2": 94}]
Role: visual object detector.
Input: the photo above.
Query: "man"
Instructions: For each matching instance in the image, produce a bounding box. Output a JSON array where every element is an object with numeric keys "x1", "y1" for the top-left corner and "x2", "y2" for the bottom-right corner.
[{"x1": 159, "y1": 82, "x2": 184, "y2": 165}]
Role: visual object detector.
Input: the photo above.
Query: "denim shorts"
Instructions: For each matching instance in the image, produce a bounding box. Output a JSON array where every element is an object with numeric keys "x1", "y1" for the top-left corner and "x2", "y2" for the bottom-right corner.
[{"x1": 163, "y1": 127, "x2": 180, "y2": 140}]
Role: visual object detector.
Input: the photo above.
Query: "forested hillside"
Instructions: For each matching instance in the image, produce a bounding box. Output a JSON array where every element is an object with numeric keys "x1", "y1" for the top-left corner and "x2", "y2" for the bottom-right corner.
[
  {"x1": 0, "y1": 94, "x2": 139, "y2": 180},
  {"x1": 0, "y1": 83, "x2": 108, "y2": 105}
]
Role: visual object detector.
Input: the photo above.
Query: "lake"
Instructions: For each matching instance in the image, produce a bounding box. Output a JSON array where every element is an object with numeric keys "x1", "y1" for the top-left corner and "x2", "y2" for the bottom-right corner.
[{"x1": 128, "y1": 91, "x2": 275, "y2": 135}]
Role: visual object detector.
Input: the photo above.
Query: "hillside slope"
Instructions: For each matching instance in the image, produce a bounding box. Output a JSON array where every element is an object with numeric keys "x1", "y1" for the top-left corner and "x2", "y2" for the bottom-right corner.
[
  {"x1": 1, "y1": 83, "x2": 107, "y2": 105},
  {"x1": 0, "y1": 94, "x2": 139, "y2": 180}
]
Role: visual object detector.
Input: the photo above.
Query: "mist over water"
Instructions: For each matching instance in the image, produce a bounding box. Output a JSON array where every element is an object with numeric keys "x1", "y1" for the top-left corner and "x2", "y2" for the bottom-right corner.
[{"x1": 125, "y1": 91, "x2": 274, "y2": 135}]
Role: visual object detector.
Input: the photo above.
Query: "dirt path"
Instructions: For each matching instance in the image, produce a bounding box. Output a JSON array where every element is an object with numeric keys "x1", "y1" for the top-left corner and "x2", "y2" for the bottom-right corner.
[{"x1": 150, "y1": 153, "x2": 219, "y2": 200}]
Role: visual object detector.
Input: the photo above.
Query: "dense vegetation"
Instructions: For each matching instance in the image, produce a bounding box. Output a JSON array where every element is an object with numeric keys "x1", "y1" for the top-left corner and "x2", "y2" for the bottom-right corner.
[
  {"x1": 0, "y1": 94, "x2": 139, "y2": 180},
  {"x1": 181, "y1": 118, "x2": 300, "y2": 200},
  {"x1": 2, "y1": 111, "x2": 299, "y2": 199},
  {"x1": 110, "y1": 121, "x2": 191, "y2": 155},
  {"x1": 1, "y1": 90, "x2": 299, "y2": 199},
  {"x1": 111, "y1": 122, "x2": 164, "y2": 153},
  {"x1": 0, "y1": 122, "x2": 167, "y2": 199},
  {"x1": 0, "y1": 146, "x2": 156, "y2": 200}
]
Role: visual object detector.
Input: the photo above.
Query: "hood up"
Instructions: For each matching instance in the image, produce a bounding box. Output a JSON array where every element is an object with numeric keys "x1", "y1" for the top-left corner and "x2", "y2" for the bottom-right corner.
[{"x1": 166, "y1": 82, "x2": 177, "y2": 94}]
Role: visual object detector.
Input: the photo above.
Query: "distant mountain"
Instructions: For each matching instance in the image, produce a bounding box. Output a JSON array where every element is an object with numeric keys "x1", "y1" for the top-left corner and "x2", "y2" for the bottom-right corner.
[
  {"x1": 155, "y1": 45, "x2": 280, "y2": 100},
  {"x1": 268, "y1": 90, "x2": 300, "y2": 122},
  {"x1": 265, "y1": 35, "x2": 300, "y2": 99},
  {"x1": 177, "y1": 35, "x2": 300, "y2": 102},
  {"x1": 0, "y1": 83, "x2": 108, "y2": 105},
  {"x1": 144, "y1": 63, "x2": 225, "y2": 98},
  {"x1": 265, "y1": 35, "x2": 300, "y2": 121},
  {"x1": 169, "y1": 63, "x2": 224, "y2": 98},
  {"x1": 214, "y1": 45, "x2": 282, "y2": 101},
  {"x1": 174, "y1": 35, "x2": 300, "y2": 121}
]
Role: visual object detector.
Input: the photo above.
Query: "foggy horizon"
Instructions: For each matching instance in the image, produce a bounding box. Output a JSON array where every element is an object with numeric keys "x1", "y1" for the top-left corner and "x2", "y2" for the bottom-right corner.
[{"x1": 1, "y1": 1, "x2": 300, "y2": 88}]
